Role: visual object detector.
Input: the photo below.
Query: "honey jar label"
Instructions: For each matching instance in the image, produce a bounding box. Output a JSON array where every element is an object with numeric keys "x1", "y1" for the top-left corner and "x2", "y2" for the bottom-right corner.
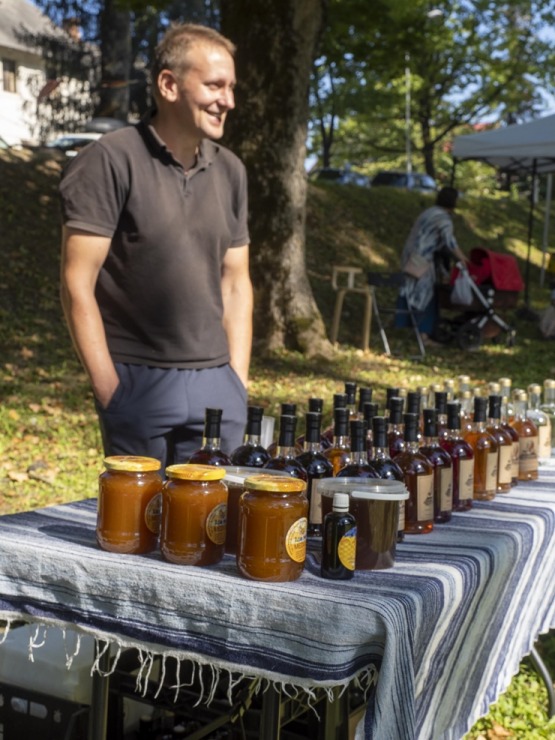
[
  {"x1": 144, "y1": 493, "x2": 162, "y2": 534},
  {"x1": 285, "y1": 517, "x2": 308, "y2": 563},
  {"x1": 206, "y1": 503, "x2": 227, "y2": 545},
  {"x1": 337, "y1": 527, "x2": 357, "y2": 571}
]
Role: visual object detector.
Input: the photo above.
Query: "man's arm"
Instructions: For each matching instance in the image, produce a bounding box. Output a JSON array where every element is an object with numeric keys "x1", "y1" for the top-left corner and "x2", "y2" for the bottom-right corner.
[
  {"x1": 60, "y1": 226, "x2": 119, "y2": 408},
  {"x1": 221, "y1": 244, "x2": 253, "y2": 388}
]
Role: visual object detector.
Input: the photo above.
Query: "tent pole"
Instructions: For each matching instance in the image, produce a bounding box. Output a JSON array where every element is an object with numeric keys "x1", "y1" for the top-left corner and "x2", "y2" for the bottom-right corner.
[
  {"x1": 540, "y1": 174, "x2": 553, "y2": 287},
  {"x1": 524, "y1": 159, "x2": 537, "y2": 307}
]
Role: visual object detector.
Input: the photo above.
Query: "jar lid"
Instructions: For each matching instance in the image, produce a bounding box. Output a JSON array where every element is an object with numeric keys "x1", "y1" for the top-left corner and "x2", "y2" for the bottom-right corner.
[
  {"x1": 103, "y1": 455, "x2": 161, "y2": 472},
  {"x1": 166, "y1": 464, "x2": 226, "y2": 481},
  {"x1": 222, "y1": 467, "x2": 290, "y2": 485},
  {"x1": 244, "y1": 474, "x2": 306, "y2": 493},
  {"x1": 315, "y1": 477, "x2": 408, "y2": 500}
]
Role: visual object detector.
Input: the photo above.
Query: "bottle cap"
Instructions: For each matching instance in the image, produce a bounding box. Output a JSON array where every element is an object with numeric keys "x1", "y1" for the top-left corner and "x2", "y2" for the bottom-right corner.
[
  {"x1": 423, "y1": 408, "x2": 437, "y2": 437},
  {"x1": 389, "y1": 397, "x2": 405, "y2": 424},
  {"x1": 332, "y1": 492, "x2": 350, "y2": 511},
  {"x1": 344, "y1": 381, "x2": 357, "y2": 404},
  {"x1": 308, "y1": 397, "x2": 324, "y2": 413}
]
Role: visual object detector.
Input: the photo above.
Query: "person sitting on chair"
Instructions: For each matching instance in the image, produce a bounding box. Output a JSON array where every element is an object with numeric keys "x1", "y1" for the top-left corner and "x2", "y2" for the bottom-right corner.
[{"x1": 395, "y1": 186, "x2": 468, "y2": 345}]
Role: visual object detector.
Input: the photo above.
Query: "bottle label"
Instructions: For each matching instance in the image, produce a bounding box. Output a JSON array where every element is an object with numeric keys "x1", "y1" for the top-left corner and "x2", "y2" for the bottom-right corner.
[
  {"x1": 458, "y1": 458, "x2": 474, "y2": 501},
  {"x1": 144, "y1": 493, "x2": 162, "y2": 534},
  {"x1": 337, "y1": 527, "x2": 357, "y2": 571},
  {"x1": 286, "y1": 518, "x2": 308, "y2": 563},
  {"x1": 417, "y1": 475, "x2": 433, "y2": 521},
  {"x1": 486, "y1": 451, "x2": 498, "y2": 491},
  {"x1": 440, "y1": 467, "x2": 453, "y2": 512},
  {"x1": 519, "y1": 436, "x2": 539, "y2": 473},
  {"x1": 539, "y1": 422, "x2": 551, "y2": 460},
  {"x1": 498, "y1": 445, "x2": 512, "y2": 486},
  {"x1": 206, "y1": 503, "x2": 227, "y2": 545},
  {"x1": 398, "y1": 500, "x2": 405, "y2": 531},
  {"x1": 511, "y1": 441, "x2": 520, "y2": 479}
]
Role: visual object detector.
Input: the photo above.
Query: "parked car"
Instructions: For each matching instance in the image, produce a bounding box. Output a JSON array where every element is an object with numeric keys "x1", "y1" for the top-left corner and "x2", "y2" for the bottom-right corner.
[
  {"x1": 371, "y1": 170, "x2": 437, "y2": 192},
  {"x1": 311, "y1": 167, "x2": 371, "y2": 188},
  {"x1": 45, "y1": 132, "x2": 102, "y2": 157}
]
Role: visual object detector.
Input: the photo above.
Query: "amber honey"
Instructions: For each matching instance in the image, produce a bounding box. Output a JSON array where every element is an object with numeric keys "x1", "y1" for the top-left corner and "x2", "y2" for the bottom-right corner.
[
  {"x1": 237, "y1": 475, "x2": 308, "y2": 582},
  {"x1": 97, "y1": 456, "x2": 163, "y2": 554},
  {"x1": 161, "y1": 464, "x2": 227, "y2": 566}
]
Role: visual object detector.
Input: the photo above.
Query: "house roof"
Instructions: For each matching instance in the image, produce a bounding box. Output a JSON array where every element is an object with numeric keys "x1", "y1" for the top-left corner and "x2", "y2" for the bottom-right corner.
[{"x1": 0, "y1": 0, "x2": 62, "y2": 53}]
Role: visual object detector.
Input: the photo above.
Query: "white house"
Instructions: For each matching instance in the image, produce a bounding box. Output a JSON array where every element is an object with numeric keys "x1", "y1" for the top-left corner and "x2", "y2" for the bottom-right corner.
[{"x1": 0, "y1": 0, "x2": 95, "y2": 146}]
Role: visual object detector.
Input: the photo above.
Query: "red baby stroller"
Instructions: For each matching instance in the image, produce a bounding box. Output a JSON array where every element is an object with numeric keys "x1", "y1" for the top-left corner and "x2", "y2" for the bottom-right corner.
[{"x1": 436, "y1": 247, "x2": 524, "y2": 350}]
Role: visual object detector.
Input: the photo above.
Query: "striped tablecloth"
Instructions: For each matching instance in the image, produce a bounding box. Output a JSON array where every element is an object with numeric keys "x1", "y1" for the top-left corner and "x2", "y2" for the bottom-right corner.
[{"x1": 0, "y1": 463, "x2": 554, "y2": 740}]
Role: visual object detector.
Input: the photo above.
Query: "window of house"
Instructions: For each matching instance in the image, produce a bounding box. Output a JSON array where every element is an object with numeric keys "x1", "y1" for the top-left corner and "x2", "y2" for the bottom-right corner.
[{"x1": 2, "y1": 59, "x2": 16, "y2": 93}]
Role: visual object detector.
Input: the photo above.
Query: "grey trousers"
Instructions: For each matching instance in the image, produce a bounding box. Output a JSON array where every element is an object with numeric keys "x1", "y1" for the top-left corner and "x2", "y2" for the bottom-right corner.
[{"x1": 95, "y1": 363, "x2": 248, "y2": 468}]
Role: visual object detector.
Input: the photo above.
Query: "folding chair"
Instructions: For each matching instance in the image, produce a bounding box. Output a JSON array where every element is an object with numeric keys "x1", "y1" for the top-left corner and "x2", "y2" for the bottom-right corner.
[{"x1": 367, "y1": 271, "x2": 426, "y2": 358}]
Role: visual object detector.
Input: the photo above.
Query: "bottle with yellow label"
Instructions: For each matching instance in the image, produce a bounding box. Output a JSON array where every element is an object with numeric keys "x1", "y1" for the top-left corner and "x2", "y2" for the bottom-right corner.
[
  {"x1": 237, "y1": 474, "x2": 308, "y2": 582},
  {"x1": 160, "y1": 464, "x2": 228, "y2": 566},
  {"x1": 321, "y1": 493, "x2": 357, "y2": 580},
  {"x1": 97, "y1": 455, "x2": 163, "y2": 554}
]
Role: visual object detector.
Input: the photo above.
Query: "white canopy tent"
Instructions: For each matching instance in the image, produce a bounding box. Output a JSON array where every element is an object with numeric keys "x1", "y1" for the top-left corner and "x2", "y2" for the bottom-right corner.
[{"x1": 452, "y1": 114, "x2": 555, "y2": 303}]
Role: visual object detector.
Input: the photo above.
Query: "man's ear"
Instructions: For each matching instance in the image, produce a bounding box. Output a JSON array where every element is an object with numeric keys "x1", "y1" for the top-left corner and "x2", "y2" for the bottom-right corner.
[{"x1": 157, "y1": 69, "x2": 179, "y2": 102}]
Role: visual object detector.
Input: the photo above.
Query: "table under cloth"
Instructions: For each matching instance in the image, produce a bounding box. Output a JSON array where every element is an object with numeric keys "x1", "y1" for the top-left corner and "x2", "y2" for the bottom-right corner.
[{"x1": 0, "y1": 462, "x2": 554, "y2": 740}]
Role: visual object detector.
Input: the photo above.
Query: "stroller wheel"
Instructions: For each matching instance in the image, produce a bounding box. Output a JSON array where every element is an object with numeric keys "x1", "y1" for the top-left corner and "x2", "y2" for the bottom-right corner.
[{"x1": 457, "y1": 323, "x2": 482, "y2": 351}]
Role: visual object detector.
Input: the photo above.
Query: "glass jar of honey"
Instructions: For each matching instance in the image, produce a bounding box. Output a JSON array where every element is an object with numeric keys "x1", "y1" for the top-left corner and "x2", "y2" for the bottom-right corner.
[
  {"x1": 161, "y1": 464, "x2": 227, "y2": 566},
  {"x1": 237, "y1": 474, "x2": 308, "y2": 582},
  {"x1": 97, "y1": 455, "x2": 163, "y2": 554}
]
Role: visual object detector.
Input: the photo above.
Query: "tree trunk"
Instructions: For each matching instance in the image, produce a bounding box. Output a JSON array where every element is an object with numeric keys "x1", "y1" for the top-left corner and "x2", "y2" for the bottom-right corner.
[
  {"x1": 220, "y1": 0, "x2": 331, "y2": 356},
  {"x1": 94, "y1": 0, "x2": 131, "y2": 121}
]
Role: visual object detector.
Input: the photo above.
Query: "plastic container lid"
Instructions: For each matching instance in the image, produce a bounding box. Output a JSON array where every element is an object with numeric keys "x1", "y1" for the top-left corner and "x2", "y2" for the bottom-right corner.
[
  {"x1": 103, "y1": 455, "x2": 161, "y2": 472},
  {"x1": 316, "y1": 477, "x2": 408, "y2": 501},
  {"x1": 165, "y1": 464, "x2": 226, "y2": 481},
  {"x1": 244, "y1": 474, "x2": 306, "y2": 493},
  {"x1": 222, "y1": 466, "x2": 290, "y2": 485}
]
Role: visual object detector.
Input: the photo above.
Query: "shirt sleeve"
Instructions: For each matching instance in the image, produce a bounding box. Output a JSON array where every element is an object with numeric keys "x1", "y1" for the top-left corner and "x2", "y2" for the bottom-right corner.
[
  {"x1": 229, "y1": 158, "x2": 250, "y2": 248},
  {"x1": 59, "y1": 142, "x2": 129, "y2": 238}
]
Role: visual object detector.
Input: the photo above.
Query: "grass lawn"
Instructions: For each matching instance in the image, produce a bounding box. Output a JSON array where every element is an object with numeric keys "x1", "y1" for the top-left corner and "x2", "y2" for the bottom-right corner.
[{"x1": 1, "y1": 149, "x2": 555, "y2": 737}]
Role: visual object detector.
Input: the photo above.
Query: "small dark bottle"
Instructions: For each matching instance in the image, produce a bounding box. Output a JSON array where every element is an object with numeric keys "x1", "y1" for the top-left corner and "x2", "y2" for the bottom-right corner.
[
  {"x1": 324, "y1": 407, "x2": 351, "y2": 475},
  {"x1": 435, "y1": 391, "x2": 449, "y2": 441},
  {"x1": 440, "y1": 401, "x2": 474, "y2": 511},
  {"x1": 321, "y1": 492, "x2": 357, "y2": 580},
  {"x1": 296, "y1": 412, "x2": 333, "y2": 536},
  {"x1": 323, "y1": 393, "x2": 348, "y2": 444},
  {"x1": 188, "y1": 408, "x2": 232, "y2": 465},
  {"x1": 362, "y1": 401, "x2": 379, "y2": 458},
  {"x1": 419, "y1": 408, "x2": 453, "y2": 524},
  {"x1": 337, "y1": 420, "x2": 379, "y2": 478},
  {"x1": 393, "y1": 412, "x2": 434, "y2": 534},
  {"x1": 296, "y1": 397, "x2": 330, "y2": 450},
  {"x1": 387, "y1": 396, "x2": 406, "y2": 458},
  {"x1": 264, "y1": 414, "x2": 308, "y2": 481},
  {"x1": 368, "y1": 415, "x2": 405, "y2": 542},
  {"x1": 268, "y1": 403, "x2": 301, "y2": 457},
  {"x1": 230, "y1": 405, "x2": 270, "y2": 467}
]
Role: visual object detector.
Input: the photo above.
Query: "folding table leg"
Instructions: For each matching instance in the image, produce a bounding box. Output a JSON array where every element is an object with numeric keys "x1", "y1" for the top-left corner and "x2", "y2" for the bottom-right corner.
[
  {"x1": 88, "y1": 649, "x2": 110, "y2": 740},
  {"x1": 260, "y1": 684, "x2": 281, "y2": 739}
]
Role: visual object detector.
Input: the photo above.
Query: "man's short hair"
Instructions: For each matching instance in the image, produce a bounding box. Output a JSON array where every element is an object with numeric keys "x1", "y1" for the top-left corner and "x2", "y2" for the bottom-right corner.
[
  {"x1": 436, "y1": 186, "x2": 458, "y2": 209},
  {"x1": 151, "y1": 23, "x2": 236, "y2": 100}
]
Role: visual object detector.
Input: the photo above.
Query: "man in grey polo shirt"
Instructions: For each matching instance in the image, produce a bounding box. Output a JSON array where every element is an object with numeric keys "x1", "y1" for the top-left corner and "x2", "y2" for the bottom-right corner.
[{"x1": 59, "y1": 23, "x2": 252, "y2": 466}]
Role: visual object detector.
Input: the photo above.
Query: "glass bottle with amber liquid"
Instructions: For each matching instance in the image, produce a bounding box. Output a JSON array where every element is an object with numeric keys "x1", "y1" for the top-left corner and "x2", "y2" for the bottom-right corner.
[
  {"x1": 264, "y1": 414, "x2": 308, "y2": 481},
  {"x1": 296, "y1": 412, "x2": 333, "y2": 535},
  {"x1": 324, "y1": 407, "x2": 351, "y2": 475},
  {"x1": 527, "y1": 384, "x2": 551, "y2": 464},
  {"x1": 188, "y1": 408, "x2": 232, "y2": 466},
  {"x1": 510, "y1": 391, "x2": 539, "y2": 481},
  {"x1": 464, "y1": 397, "x2": 498, "y2": 501},
  {"x1": 387, "y1": 396, "x2": 406, "y2": 458},
  {"x1": 419, "y1": 408, "x2": 453, "y2": 523},
  {"x1": 393, "y1": 412, "x2": 434, "y2": 534},
  {"x1": 486, "y1": 395, "x2": 513, "y2": 493},
  {"x1": 540, "y1": 379, "x2": 555, "y2": 448},
  {"x1": 230, "y1": 405, "x2": 270, "y2": 467},
  {"x1": 500, "y1": 395, "x2": 519, "y2": 488},
  {"x1": 440, "y1": 401, "x2": 474, "y2": 511},
  {"x1": 337, "y1": 420, "x2": 378, "y2": 478},
  {"x1": 369, "y1": 415, "x2": 405, "y2": 542}
]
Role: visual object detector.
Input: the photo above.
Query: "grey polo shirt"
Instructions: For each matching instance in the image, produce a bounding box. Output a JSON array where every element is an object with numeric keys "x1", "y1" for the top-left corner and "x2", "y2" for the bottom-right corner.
[{"x1": 60, "y1": 118, "x2": 250, "y2": 368}]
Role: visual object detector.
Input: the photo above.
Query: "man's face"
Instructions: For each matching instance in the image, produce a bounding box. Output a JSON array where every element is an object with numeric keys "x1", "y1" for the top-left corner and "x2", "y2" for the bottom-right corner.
[{"x1": 174, "y1": 42, "x2": 236, "y2": 141}]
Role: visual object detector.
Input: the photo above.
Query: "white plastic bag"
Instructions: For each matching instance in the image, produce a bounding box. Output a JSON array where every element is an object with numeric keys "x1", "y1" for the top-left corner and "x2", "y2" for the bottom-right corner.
[{"x1": 451, "y1": 270, "x2": 474, "y2": 306}]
